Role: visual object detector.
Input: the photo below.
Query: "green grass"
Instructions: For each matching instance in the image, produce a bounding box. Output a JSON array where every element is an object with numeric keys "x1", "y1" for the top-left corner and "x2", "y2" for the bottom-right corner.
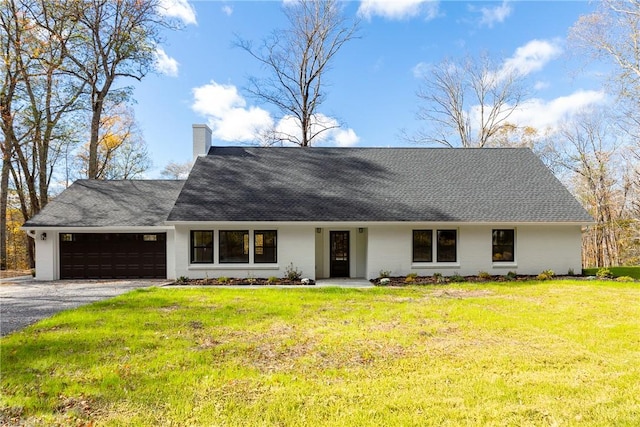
[
  {"x1": 2, "y1": 281, "x2": 639, "y2": 426},
  {"x1": 582, "y1": 266, "x2": 640, "y2": 279}
]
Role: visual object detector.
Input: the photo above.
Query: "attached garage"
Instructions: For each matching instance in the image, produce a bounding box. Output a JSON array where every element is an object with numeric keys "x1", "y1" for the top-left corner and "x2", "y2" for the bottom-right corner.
[
  {"x1": 60, "y1": 233, "x2": 167, "y2": 279},
  {"x1": 23, "y1": 180, "x2": 185, "y2": 280}
]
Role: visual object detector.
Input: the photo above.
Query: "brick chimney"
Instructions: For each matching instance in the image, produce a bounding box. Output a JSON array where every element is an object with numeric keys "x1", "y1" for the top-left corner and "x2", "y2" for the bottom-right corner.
[{"x1": 192, "y1": 124, "x2": 212, "y2": 160}]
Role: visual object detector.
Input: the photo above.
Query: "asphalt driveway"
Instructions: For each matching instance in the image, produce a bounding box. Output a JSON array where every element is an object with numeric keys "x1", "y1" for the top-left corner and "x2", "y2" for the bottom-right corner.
[{"x1": 0, "y1": 277, "x2": 171, "y2": 336}]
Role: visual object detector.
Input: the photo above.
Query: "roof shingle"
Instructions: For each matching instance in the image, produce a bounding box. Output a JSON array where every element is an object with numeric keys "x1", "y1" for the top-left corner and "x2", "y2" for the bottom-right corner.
[
  {"x1": 25, "y1": 180, "x2": 185, "y2": 227},
  {"x1": 166, "y1": 147, "x2": 592, "y2": 223}
]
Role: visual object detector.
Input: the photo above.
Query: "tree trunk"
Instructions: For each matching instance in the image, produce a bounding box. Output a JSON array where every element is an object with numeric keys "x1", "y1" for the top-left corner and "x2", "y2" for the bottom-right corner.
[{"x1": 0, "y1": 152, "x2": 9, "y2": 270}]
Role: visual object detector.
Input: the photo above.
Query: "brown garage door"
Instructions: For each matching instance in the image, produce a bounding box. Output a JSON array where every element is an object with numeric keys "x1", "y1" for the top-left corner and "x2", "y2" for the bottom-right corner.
[{"x1": 60, "y1": 233, "x2": 166, "y2": 279}]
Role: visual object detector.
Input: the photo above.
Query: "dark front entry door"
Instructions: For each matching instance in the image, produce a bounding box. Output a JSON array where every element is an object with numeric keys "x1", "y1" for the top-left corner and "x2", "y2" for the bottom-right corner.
[{"x1": 330, "y1": 231, "x2": 349, "y2": 278}]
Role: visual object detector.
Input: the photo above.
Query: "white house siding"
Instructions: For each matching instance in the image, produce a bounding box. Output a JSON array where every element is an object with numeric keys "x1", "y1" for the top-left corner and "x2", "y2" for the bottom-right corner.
[
  {"x1": 174, "y1": 224, "x2": 316, "y2": 280},
  {"x1": 33, "y1": 230, "x2": 58, "y2": 280},
  {"x1": 30, "y1": 222, "x2": 582, "y2": 281},
  {"x1": 366, "y1": 223, "x2": 583, "y2": 279}
]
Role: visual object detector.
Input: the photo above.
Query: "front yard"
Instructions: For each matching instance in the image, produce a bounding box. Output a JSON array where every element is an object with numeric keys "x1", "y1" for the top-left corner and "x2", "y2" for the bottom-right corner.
[{"x1": 1, "y1": 281, "x2": 639, "y2": 426}]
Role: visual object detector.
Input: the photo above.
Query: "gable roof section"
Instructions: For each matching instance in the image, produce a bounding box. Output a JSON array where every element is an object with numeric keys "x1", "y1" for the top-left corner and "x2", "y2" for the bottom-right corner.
[
  {"x1": 24, "y1": 180, "x2": 185, "y2": 227},
  {"x1": 167, "y1": 147, "x2": 592, "y2": 223}
]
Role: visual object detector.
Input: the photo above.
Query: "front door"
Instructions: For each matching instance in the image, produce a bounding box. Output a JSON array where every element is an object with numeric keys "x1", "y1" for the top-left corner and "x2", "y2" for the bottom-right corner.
[{"x1": 330, "y1": 231, "x2": 349, "y2": 277}]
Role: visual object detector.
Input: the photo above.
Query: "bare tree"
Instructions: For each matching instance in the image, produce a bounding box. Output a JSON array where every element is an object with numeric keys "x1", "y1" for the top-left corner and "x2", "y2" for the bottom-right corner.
[
  {"x1": 545, "y1": 109, "x2": 629, "y2": 267},
  {"x1": 412, "y1": 53, "x2": 527, "y2": 148},
  {"x1": 236, "y1": 0, "x2": 359, "y2": 147},
  {"x1": 570, "y1": 0, "x2": 640, "y2": 264},
  {"x1": 160, "y1": 161, "x2": 192, "y2": 179},
  {"x1": 570, "y1": 0, "x2": 640, "y2": 108}
]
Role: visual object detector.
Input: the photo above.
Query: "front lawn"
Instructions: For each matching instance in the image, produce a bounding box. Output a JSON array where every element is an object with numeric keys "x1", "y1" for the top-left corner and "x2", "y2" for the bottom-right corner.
[{"x1": 2, "y1": 281, "x2": 639, "y2": 426}]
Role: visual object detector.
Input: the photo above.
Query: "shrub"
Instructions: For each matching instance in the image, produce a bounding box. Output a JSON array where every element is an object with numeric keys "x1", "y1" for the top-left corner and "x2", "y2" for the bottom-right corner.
[
  {"x1": 433, "y1": 272, "x2": 445, "y2": 284},
  {"x1": 615, "y1": 276, "x2": 634, "y2": 282},
  {"x1": 267, "y1": 276, "x2": 279, "y2": 284},
  {"x1": 478, "y1": 271, "x2": 491, "y2": 280},
  {"x1": 536, "y1": 270, "x2": 555, "y2": 281},
  {"x1": 404, "y1": 272, "x2": 418, "y2": 284},
  {"x1": 506, "y1": 271, "x2": 517, "y2": 280},
  {"x1": 568, "y1": 268, "x2": 575, "y2": 276},
  {"x1": 596, "y1": 268, "x2": 613, "y2": 279},
  {"x1": 176, "y1": 276, "x2": 189, "y2": 285},
  {"x1": 218, "y1": 276, "x2": 229, "y2": 284},
  {"x1": 378, "y1": 270, "x2": 391, "y2": 278},
  {"x1": 285, "y1": 263, "x2": 302, "y2": 281},
  {"x1": 379, "y1": 278, "x2": 391, "y2": 286},
  {"x1": 449, "y1": 273, "x2": 465, "y2": 283}
]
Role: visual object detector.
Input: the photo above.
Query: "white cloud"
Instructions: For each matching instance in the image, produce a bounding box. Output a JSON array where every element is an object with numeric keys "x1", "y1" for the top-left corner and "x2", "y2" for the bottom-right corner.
[
  {"x1": 488, "y1": 39, "x2": 563, "y2": 83},
  {"x1": 478, "y1": 1, "x2": 512, "y2": 28},
  {"x1": 275, "y1": 114, "x2": 360, "y2": 147},
  {"x1": 534, "y1": 81, "x2": 550, "y2": 91},
  {"x1": 412, "y1": 61, "x2": 430, "y2": 78},
  {"x1": 158, "y1": 0, "x2": 197, "y2": 25},
  {"x1": 191, "y1": 81, "x2": 358, "y2": 146},
  {"x1": 221, "y1": 5, "x2": 233, "y2": 16},
  {"x1": 154, "y1": 47, "x2": 179, "y2": 77},
  {"x1": 191, "y1": 81, "x2": 273, "y2": 142},
  {"x1": 333, "y1": 128, "x2": 360, "y2": 147},
  {"x1": 501, "y1": 39, "x2": 563, "y2": 77},
  {"x1": 358, "y1": 0, "x2": 439, "y2": 21},
  {"x1": 510, "y1": 90, "x2": 608, "y2": 132}
]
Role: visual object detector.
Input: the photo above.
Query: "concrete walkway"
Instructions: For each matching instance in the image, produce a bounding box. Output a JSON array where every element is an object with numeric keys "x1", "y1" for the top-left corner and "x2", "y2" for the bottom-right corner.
[{"x1": 315, "y1": 278, "x2": 373, "y2": 288}]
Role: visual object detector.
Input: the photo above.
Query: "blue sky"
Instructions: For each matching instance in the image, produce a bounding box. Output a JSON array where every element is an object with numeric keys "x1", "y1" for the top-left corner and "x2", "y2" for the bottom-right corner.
[{"x1": 136, "y1": 0, "x2": 605, "y2": 176}]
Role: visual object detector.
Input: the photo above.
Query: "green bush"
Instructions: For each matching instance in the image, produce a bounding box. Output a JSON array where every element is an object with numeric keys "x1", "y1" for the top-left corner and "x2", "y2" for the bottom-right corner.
[
  {"x1": 378, "y1": 270, "x2": 391, "y2": 278},
  {"x1": 478, "y1": 271, "x2": 491, "y2": 280},
  {"x1": 404, "y1": 272, "x2": 418, "y2": 284},
  {"x1": 450, "y1": 273, "x2": 465, "y2": 283},
  {"x1": 596, "y1": 268, "x2": 613, "y2": 279},
  {"x1": 267, "y1": 276, "x2": 279, "y2": 284},
  {"x1": 218, "y1": 276, "x2": 229, "y2": 284},
  {"x1": 506, "y1": 271, "x2": 517, "y2": 280},
  {"x1": 615, "y1": 276, "x2": 635, "y2": 282},
  {"x1": 433, "y1": 272, "x2": 445, "y2": 284},
  {"x1": 285, "y1": 263, "x2": 302, "y2": 281},
  {"x1": 176, "y1": 276, "x2": 189, "y2": 285},
  {"x1": 537, "y1": 270, "x2": 555, "y2": 281}
]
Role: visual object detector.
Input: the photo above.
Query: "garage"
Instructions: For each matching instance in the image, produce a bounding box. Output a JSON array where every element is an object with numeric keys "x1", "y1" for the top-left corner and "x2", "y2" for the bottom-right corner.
[{"x1": 60, "y1": 233, "x2": 167, "y2": 279}]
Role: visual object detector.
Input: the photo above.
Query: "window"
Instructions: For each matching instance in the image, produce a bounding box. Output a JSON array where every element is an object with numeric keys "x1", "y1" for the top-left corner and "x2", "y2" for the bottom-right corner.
[
  {"x1": 437, "y1": 230, "x2": 457, "y2": 262},
  {"x1": 413, "y1": 229, "x2": 457, "y2": 263},
  {"x1": 254, "y1": 230, "x2": 277, "y2": 263},
  {"x1": 191, "y1": 231, "x2": 213, "y2": 264},
  {"x1": 492, "y1": 229, "x2": 515, "y2": 262},
  {"x1": 413, "y1": 230, "x2": 433, "y2": 262},
  {"x1": 219, "y1": 230, "x2": 249, "y2": 263}
]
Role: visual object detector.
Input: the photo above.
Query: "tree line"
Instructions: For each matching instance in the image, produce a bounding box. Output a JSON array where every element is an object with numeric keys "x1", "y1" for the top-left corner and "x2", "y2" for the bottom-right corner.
[
  {"x1": 2, "y1": 0, "x2": 638, "y2": 270},
  {"x1": 1, "y1": 0, "x2": 170, "y2": 269}
]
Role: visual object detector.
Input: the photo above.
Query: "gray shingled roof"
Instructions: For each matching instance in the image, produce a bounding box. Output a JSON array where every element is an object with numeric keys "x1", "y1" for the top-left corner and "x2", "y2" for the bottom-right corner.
[
  {"x1": 167, "y1": 147, "x2": 592, "y2": 223},
  {"x1": 24, "y1": 180, "x2": 185, "y2": 227}
]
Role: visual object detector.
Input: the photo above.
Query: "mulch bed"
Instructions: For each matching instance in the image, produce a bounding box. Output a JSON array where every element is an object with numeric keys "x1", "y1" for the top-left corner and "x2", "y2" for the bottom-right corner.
[
  {"x1": 370, "y1": 275, "x2": 584, "y2": 286},
  {"x1": 173, "y1": 278, "x2": 315, "y2": 286}
]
